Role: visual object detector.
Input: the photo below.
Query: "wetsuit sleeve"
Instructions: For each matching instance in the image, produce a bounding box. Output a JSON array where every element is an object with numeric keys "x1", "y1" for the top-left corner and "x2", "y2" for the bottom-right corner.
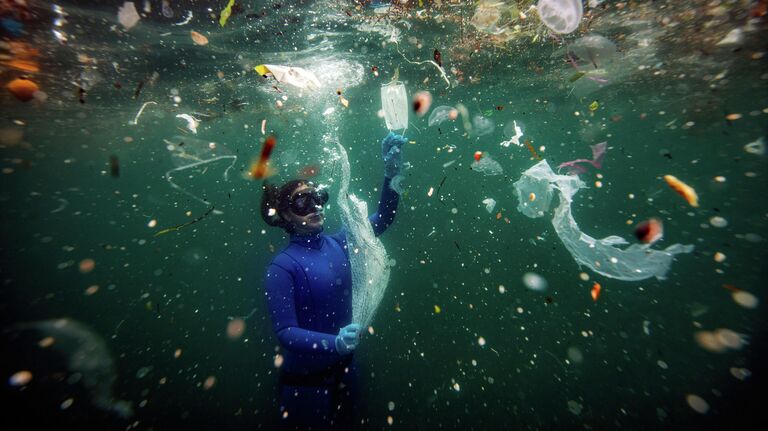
[
  {"x1": 265, "y1": 262, "x2": 341, "y2": 355},
  {"x1": 368, "y1": 176, "x2": 399, "y2": 237}
]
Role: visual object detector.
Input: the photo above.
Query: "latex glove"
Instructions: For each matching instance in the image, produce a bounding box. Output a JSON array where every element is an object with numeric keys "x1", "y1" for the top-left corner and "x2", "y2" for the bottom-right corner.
[
  {"x1": 335, "y1": 323, "x2": 362, "y2": 355},
  {"x1": 381, "y1": 131, "x2": 408, "y2": 178}
]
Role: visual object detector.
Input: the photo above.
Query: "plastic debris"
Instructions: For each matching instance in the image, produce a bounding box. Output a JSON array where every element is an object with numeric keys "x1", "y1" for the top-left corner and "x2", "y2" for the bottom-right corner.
[
  {"x1": 333, "y1": 139, "x2": 391, "y2": 329},
  {"x1": 744, "y1": 136, "x2": 765, "y2": 155},
  {"x1": 537, "y1": 0, "x2": 583, "y2": 34},
  {"x1": 381, "y1": 81, "x2": 409, "y2": 131},
  {"x1": 118, "y1": 2, "x2": 140, "y2": 30},
  {"x1": 428, "y1": 105, "x2": 458, "y2": 127},
  {"x1": 500, "y1": 120, "x2": 524, "y2": 147},
  {"x1": 482, "y1": 198, "x2": 496, "y2": 213},
  {"x1": 162, "y1": 136, "x2": 237, "y2": 211},
  {"x1": 471, "y1": 153, "x2": 503, "y2": 176},
  {"x1": 716, "y1": 28, "x2": 744, "y2": 47},
  {"x1": 471, "y1": 1, "x2": 507, "y2": 35},
  {"x1": 472, "y1": 115, "x2": 495, "y2": 136},
  {"x1": 663, "y1": 175, "x2": 699, "y2": 207},
  {"x1": 176, "y1": 114, "x2": 199, "y2": 134},
  {"x1": 513, "y1": 160, "x2": 694, "y2": 281},
  {"x1": 190, "y1": 31, "x2": 208, "y2": 46},
  {"x1": 248, "y1": 136, "x2": 277, "y2": 180},
  {"x1": 6, "y1": 77, "x2": 39, "y2": 101},
  {"x1": 219, "y1": 0, "x2": 235, "y2": 27},
  {"x1": 557, "y1": 142, "x2": 607, "y2": 174},
  {"x1": 162, "y1": 0, "x2": 173, "y2": 18},
  {"x1": 173, "y1": 11, "x2": 193, "y2": 26},
  {"x1": 255, "y1": 64, "x2": 321, "y2": 91},
  {"x1": 591, "y1": 282, "x2": 601, "y2": 301},
  {"x1": 8, "y1": 319, "x2": 134, "y2": 418}
]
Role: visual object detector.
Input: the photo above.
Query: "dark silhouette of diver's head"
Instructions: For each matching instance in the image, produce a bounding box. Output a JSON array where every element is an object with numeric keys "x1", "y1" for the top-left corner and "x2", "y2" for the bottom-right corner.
[{"x1": 261, "y1": 180, "x2": 328, "y2": 234}]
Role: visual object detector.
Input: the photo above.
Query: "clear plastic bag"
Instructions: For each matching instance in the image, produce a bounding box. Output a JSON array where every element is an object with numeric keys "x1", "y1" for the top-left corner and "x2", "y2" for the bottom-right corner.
[{"x1": 514, "y1": 160, "x2": 693, "y2": 281}]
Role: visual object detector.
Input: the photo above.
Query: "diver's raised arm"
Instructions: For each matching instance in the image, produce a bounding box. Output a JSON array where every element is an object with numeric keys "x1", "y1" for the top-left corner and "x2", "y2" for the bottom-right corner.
[{"x1": 369, "y1": 132, "x2": 407, "y2": 236}]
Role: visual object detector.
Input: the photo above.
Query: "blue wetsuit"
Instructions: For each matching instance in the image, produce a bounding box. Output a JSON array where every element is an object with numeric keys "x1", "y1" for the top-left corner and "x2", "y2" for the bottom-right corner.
[{"x1": 264, "y1": 176, "x2": 399, "y2": 428}]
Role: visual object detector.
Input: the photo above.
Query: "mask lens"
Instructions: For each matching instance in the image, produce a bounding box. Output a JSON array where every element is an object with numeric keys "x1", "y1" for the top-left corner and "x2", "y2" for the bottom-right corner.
[{"x1": 290, "y1": 189, "x2": 326, "y2": 216}]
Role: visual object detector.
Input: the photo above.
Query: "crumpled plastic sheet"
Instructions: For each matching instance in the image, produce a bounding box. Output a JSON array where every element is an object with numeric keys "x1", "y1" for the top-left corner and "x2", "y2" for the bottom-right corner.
[{"x1": 513, "y1": 160, "x2": 693, "y2": 281}]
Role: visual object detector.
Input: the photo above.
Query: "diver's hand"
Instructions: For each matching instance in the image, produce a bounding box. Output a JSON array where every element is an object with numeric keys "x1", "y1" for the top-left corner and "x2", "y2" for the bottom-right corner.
[
  {"x1": 335, "y1": 323, "x2": 362, "y2": 355},
  {"x1": 381, "y1": 131, "x2": 408, "y2": 178}
]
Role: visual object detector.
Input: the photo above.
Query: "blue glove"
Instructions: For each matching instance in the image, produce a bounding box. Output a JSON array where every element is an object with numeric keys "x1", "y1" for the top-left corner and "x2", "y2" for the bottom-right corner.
[
  {"x1": 381, "y1": 131, "x2": 408, "y2": 178},
  {"x1": 335, "y1": 323, "x2": 362, "y2": 355}
]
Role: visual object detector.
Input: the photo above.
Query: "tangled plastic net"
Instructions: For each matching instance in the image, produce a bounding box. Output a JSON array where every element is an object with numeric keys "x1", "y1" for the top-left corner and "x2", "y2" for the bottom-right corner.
[{"x1": 331, "y1": 137, "x2": 391, "y2": 328}]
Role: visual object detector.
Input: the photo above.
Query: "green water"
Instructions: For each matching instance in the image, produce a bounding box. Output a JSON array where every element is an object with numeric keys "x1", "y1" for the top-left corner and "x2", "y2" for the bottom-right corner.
[{"x1": 1, "y1": 1, "x2": 766, "y2": 429}]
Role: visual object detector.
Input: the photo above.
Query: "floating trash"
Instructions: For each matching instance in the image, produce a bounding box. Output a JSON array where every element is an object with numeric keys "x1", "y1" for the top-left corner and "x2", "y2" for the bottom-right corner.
[
  {"x1": 744, "y1": 137, "x2": 765, "y2": 156},
  {"x1": 558, "y1": 142, "x2": 607, "y2": 175},
  {"x1": 514, "y1": 160, "x2": 693, "y2": 281},
  {"x1": 118, "y1": 1, "x2": 140, "y2": 30},
  {"x1": 663, "y1": 175, "x2": 699, "y2": 208},
  {"x1": 471, "y1": 153, "x2": 503, "y2": 176},
  {"x1": 472, "y1": 115, "x2": 495, "y2": 136},
  {"x1": 482, "y1": 197, "x2": 496, "y2": 213},
  {"x1": 7, "y1": 319, "x2": 134, "y2": 418}
]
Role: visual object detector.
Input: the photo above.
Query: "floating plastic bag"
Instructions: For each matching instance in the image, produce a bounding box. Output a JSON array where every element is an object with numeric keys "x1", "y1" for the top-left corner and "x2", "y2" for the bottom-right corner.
[
  {"x1": 513, "y1": 160, "x2": 693, "y2": 281},
  {"x1": 537, "y1": 0, "x2": 583, "y2": 34},
  {"x1": 471, "y1": 153, "x2": 503, "y2": 176},
  {"x1": 381, "y1": 81, "x2": 408, "y2": 132},
  {"x1": 255, "y1": 64, "x2": 322, "y2": 91}
]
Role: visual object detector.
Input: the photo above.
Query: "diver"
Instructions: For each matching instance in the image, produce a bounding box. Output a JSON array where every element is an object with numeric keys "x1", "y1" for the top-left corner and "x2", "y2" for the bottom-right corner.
[{"x1": 260, "y1": 131, "x2": 407, "y2": 429}]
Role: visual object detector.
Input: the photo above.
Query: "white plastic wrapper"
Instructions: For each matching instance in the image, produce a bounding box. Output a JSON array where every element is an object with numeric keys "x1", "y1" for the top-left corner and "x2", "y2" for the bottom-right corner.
[{"x1": 513, "y1": 160, "x2": 693, "y2": 281}]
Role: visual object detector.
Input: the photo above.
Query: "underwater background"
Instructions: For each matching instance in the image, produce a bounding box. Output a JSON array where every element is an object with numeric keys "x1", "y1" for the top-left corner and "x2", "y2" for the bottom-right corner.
[{"x1": 1, "y1": 0, "x2": 766, "y2": 429}]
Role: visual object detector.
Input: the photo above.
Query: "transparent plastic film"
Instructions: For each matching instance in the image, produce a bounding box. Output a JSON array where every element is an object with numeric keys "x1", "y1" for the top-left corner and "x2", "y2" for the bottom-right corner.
[{"x1": 514, "y1": 160, "x2": 693, "y2": 281}]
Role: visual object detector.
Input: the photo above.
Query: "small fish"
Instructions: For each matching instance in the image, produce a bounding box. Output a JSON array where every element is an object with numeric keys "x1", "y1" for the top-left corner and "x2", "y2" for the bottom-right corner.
[{"x1": 589, "y1": 100, "x2": 599, "y2": 112}]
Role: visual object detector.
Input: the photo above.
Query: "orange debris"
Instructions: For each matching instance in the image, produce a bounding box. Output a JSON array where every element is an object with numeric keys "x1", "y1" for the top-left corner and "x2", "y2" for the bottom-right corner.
[
  {"x1": 591, "y1": 282, "x2": 601, "y2": 302},
  {"x1": 6, "y1": 77, "x2": 39, "y2": 102},
  {"x1": 663, "y1": 175, "x2": 699, "y2": 207}
]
